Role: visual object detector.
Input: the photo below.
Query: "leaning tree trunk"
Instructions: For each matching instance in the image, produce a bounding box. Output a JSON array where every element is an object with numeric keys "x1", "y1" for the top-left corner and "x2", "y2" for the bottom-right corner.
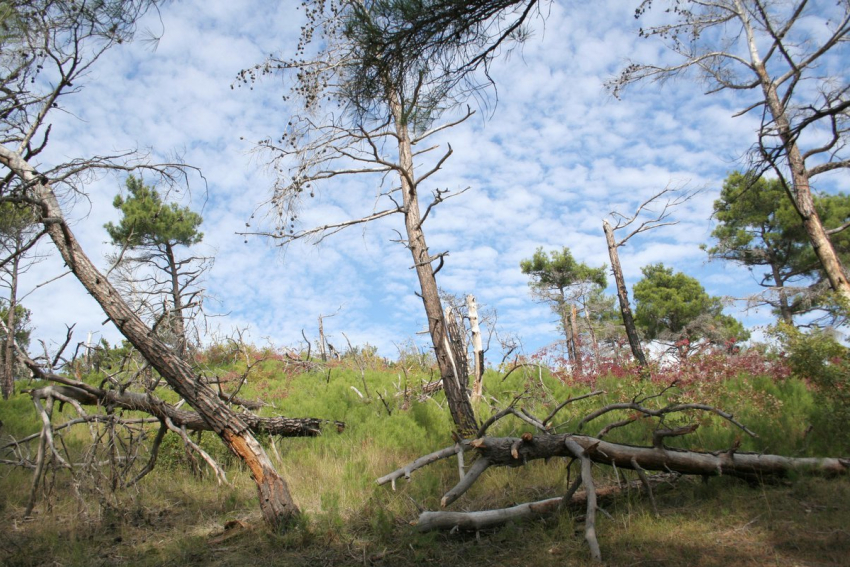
[
  {"x1": 0, "y1": 150, "x2": 300, "y2": 529},
  {"x1": 389, "y1": 94, "x2": 478, "y2": 437},
  {"x1": 603, "y1": 220, "x2": 648, "y2": 368},
  {"x1": 751, "y1": 62, "x2": 850, "y2": 307}
]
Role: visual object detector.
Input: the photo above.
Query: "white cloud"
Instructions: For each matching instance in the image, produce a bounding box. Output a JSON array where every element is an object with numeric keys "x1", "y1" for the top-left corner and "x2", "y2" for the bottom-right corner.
[{"x1": 14, "y1": 0, "x2": 844, "y2": 362}]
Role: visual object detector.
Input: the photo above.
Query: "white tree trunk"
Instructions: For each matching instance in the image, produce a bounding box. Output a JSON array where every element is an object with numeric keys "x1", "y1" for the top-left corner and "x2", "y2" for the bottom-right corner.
[{"x1": 467, "y1": 294, "x2": 484, "y2": 400}]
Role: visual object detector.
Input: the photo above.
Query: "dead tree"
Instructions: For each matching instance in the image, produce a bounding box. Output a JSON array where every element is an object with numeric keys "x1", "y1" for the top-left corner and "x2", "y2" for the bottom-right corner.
[
  {"x1": 0, "y1": 0, "x2": 308, "y2": 529},
  {"x1": 609, "y1": 0, "x2": 850, "y2": 308},
  {"x1": 0, "y1": 333, "x2": 344, "y2": 516},
  {"x1": 604, "y1": 187, "x2": 697, "y2": 369},
  {"x1": 238, "y1": 3, "x2": 478, "y2": 436},
  {"x1": 378, "y1": 386, "x2": 849, "y2": 562},
  {"x1": 467, "y1": 294, "x2": 485, "y2": 400}
]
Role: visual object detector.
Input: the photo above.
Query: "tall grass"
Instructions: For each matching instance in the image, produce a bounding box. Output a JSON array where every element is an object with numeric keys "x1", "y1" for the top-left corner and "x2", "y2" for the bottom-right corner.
[{"x1": 1, "y1": 346, "x2": 848, "y2": 566}]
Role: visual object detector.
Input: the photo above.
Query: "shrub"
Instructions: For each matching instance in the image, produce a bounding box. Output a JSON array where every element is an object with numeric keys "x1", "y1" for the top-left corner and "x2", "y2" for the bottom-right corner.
[{"x1": 770, "y1": 323, "x2": 850, "y2": 452}]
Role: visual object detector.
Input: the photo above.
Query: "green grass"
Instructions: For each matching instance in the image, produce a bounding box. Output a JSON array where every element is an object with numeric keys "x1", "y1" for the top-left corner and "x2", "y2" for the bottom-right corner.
[{"x1": 1, "y1": 357, "x2": 848, "y2": 566}]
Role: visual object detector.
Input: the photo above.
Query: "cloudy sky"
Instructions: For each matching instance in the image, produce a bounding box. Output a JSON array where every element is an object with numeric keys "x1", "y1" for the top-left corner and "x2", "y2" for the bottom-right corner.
[{"x1": 20, "y1": 0, "x2": 846, "y2": 361}]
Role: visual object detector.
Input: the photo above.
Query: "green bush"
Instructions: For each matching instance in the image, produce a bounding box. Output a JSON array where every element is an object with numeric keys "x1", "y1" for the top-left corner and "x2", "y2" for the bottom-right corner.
[{"x1": 771, "y1": 323, "x2": 850, "y2": 453}]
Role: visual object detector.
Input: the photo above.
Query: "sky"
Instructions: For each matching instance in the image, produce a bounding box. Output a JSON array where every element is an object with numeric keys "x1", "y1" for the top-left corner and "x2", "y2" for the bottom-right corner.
[{"x1": 18, "y1": 0, "x2": 848, "y2": 363}]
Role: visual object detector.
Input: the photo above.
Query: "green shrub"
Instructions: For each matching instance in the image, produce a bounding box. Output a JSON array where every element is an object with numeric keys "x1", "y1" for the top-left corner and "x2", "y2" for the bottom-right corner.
[{"x1": 771, "y1": 323, "x2": 850, "y2": 453}]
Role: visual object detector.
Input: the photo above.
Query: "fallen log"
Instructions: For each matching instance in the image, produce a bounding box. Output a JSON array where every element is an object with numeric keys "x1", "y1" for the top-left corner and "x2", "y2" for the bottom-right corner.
[
  {"x1": 379, "y1": 391, "x2": 850, "y2": 563},
  {"x1": 28, "y1": 379, "x2": 344, "y2": 437},
  {"x1": 380, "y1": 434, "x2": 848, "y2": 493},
  {"x1": 470, "y1": 434, "x2": 850, "y2": 480},
  {"x1": 415, "y1": 477, "x2": 670, "y2": 532}
]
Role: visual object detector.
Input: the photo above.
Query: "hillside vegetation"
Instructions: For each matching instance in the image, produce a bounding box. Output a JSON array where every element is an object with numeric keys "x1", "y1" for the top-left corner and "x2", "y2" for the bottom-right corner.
[{"x1": 2, "y1": 341, "x2": 849, "y2": 566}]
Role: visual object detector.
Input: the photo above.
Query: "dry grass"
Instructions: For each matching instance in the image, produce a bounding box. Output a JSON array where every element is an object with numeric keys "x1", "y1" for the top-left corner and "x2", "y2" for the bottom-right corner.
[{"x1": 2, "y1": 456, "x2": 848, "y2": 566}]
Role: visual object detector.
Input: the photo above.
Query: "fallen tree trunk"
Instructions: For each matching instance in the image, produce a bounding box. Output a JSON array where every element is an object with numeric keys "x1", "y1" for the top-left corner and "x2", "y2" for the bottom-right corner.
[
  {"x1": 415, "y1": 477, "x2": 668, "y2": 532},
  {"x1": 28, "y1": 379, "x2": 344, "y2": 437},
  {"x1": 379, "y1": 390, "x2": 850, "y2": 562},
  {"x1": 471, "y1": 434, "x2": 850, "y2": 479},
  {"x1": 380, "y1": 434, "x2": 849, "y2": 491}
]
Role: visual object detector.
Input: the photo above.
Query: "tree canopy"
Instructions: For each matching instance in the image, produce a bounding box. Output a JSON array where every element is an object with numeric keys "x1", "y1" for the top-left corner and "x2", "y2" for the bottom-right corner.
[
  {"x1": 705, "y1": 172, "x2": 850, "y2": 323},
  {"x1": 520, "y1": 246, "x2": 606, "y2": 298},
  {"x1": 105, "y1": 176, "x2": 203, "y2": 249},
  {"x1": 633, "y1": 263, "x2": 748, "y2": 351}
]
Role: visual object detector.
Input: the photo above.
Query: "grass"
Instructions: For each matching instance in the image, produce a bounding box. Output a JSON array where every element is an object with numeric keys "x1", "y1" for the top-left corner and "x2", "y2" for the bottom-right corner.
[{"x1": 1, "y1": 353, "x2": 849, "y2": 566}]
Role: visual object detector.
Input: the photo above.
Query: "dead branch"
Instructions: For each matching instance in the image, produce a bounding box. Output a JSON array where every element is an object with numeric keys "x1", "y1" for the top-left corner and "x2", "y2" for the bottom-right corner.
[
  {"x1": 26, "y1": 379, "x2": 344, "y2": 438},
  {"x1": 565, "y1": 438, "x2": 601, "y2": 561}
]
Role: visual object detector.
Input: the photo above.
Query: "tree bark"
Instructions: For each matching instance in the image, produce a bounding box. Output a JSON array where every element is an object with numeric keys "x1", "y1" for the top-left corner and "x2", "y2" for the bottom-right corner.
[
  {"x1": 389, "y1": 94, "x2": 478, "y2": 437},
  {"x1": 0, "y1": 148, "x2": 301, "y2": 530},
  {"x1": 467, "y1": 294, "x2": 484, "y2": 401},
  {"x1": 603, "y1": 220, "x2": 648, "y2": 367}
]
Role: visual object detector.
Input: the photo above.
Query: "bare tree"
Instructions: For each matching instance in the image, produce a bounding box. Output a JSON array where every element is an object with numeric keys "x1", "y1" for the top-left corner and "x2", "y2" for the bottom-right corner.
[
  {"x1": 609, "y1": 0, "x2": 850, "y2": 308},
  {"x1": 239, "y1": 2, "x2": 478, "y2": 436},
  {"x1": 604, "y1": 187, "x2": 697, "y2": 368},
  {"x1": 0, "y1": 0, "x2": 304, "y2": 529}
]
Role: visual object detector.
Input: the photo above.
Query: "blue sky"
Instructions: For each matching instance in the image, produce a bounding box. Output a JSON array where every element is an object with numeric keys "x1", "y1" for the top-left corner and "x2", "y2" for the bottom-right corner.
[{"x1": 21, "y1": 0, "x2": 846, "y2": 361}]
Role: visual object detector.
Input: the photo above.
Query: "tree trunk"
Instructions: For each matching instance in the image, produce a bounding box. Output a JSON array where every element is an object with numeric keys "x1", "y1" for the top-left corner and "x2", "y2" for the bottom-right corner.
[
  {"x1": 559, "y1": 302, "x2": 570, "y2": 361},
  {"x1": 379, "y1": 434, "x2": 850, "y2": 488},
  {"x1": 583, "y1": 305, "x2": 601, "y2": 361},
  {"x1": 164, "y1": 243, "x2": 187, "y2": 358},
  {"x1": 748, "y1": 55, "x2": 850, "y2": 306},
  {"x1": 470, "y1": 434, "x2": 850, "y2": 479},
  {"x1": 318, "y1": 314, "x2": 327, "y2": 362},
  {"x1": 569, "y1": 304, "x2": 583, "y2": 375},
  {"x1": 467, "y1": 294, "x2": 484, "y2": 401},
  {"x1": 0, "y1": 149, "x2": 300, "y2": 529},
  {"x1": 389, "y1": 94, "x2": 478, "y2": 437},
  {"x1": 2, "y1": 251, "x2": 19, "y2": 399},
  {"x1": 770, "y1": 261, "x2": 793, "y2": 324},
  {"x1": 603, "y1": 220, "x2": 648, "y2": 367}
]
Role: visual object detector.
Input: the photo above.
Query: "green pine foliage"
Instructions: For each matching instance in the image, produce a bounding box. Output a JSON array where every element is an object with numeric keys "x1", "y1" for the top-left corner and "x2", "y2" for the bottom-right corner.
[
  {"x1": 520, "y1": 246, "x2": 606, "y2": 293},
  {"x1": 633, "y1": 263, "x2": 748, "y2": 347},
  {"x1": 705, "y1": 171, "x2": 850, "y2": 323},
  {"x1": 105, "y1": 176, "x2": 203, "y2": 248}
]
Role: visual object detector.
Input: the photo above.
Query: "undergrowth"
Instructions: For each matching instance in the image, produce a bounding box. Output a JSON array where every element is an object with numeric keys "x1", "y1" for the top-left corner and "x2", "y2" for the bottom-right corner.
[{"x1": 1, "y1": 344, "x2": 848, "y2": 566}]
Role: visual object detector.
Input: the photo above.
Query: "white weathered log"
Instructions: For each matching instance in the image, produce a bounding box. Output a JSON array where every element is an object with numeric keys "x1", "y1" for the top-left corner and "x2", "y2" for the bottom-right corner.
[{"x1": 415, "y1": 478, "x2": 657, "y2": 532}]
